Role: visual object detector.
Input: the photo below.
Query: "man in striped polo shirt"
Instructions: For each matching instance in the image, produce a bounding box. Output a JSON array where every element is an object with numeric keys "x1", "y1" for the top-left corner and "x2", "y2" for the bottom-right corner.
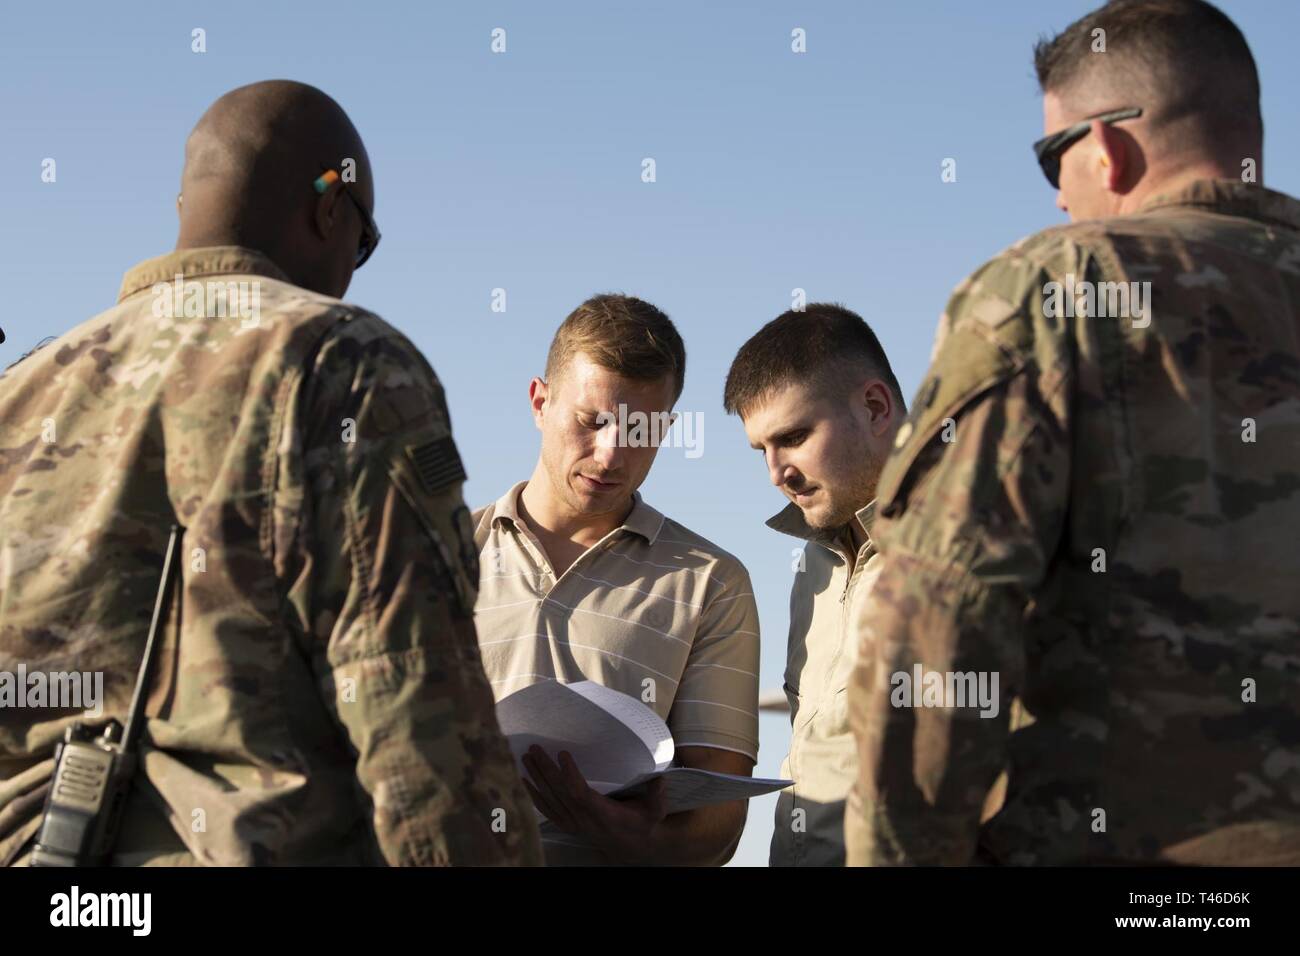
[{"x1": 473, "y1": 293, "x2": 760, "y2": 866}]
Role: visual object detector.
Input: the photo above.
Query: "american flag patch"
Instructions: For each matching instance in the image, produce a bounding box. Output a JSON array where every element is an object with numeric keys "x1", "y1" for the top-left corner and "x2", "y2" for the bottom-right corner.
[{"x1": 406, "y1": 436, "x2": 467, "y2": 495}]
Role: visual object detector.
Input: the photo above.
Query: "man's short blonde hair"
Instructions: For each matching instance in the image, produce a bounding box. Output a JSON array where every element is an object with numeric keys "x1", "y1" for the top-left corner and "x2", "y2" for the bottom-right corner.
[{"x1": 544, "y1": 293, "x2": 686, "y2": 402}]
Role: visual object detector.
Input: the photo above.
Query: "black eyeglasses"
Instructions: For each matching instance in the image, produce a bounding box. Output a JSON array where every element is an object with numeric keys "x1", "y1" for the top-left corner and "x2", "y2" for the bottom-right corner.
[
  {"x1": 315, "y1": 166, "x2": 382, "y2": 268},
  {"x1": 1032, "y1": 107, "x2": 1142, "y2": 189}
]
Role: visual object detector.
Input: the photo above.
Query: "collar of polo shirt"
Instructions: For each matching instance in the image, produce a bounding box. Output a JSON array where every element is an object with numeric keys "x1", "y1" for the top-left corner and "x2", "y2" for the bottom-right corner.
[{"x1": 489, "y1": 479, "x2": 667, "y2": 545}]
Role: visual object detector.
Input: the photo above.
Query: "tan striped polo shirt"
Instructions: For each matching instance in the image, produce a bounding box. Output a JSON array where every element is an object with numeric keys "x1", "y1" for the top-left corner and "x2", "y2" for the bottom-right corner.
[
  {"x1": 472, "y1": 481, "x2": 761, "y2": 761},
  {"x1": 472, "y1": 481, "x2": 761, "y2": 864}
]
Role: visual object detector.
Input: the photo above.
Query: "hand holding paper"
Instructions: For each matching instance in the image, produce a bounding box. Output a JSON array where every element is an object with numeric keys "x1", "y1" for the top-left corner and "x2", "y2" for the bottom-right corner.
[
  {"x1": 520, "y1": 745, "x2": 668, "y2": 862},
  {"x1": 497, "y1": 680, "x2": 792, "y2": 816}
]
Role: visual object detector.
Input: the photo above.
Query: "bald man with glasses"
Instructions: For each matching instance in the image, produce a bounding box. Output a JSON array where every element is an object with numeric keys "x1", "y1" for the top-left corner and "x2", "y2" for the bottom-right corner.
[{"x1": 0, "y1": 80, "x2": 539, "y2": 867}]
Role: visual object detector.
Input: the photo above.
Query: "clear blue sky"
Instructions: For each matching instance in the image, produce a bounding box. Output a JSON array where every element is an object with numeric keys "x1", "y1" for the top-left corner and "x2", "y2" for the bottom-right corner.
[{"x1": 3, "y1": 0, "x2": 1296, "y2": 866}]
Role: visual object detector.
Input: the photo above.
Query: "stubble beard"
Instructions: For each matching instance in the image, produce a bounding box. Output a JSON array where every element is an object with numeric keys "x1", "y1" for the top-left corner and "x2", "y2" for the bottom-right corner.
[{"x1": 807, "y1": 447, "x2": 882, "y2": 531}]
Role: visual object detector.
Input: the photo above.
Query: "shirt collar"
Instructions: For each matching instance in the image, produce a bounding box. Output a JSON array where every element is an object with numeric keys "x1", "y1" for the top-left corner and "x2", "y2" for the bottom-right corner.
[
  {"x1": 1136, "y1": 179, "x2": 1300, "y2": 230},
  {"x1": 117, "y1": 246, "x2": 292, "y2": 303},
  {"x1": 492, "y1": 479, "x2": 667, "y2": 545},
  {"x1": 766, "y1": 498, "x2": 876, "y2": 553}
]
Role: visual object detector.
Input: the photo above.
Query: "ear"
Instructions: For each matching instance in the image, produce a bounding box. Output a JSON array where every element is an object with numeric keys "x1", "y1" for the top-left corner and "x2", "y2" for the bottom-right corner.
[
  {"x1": 313, "y1": 180, "x2": 345, "y2": 240},
  {"x1": 862, "y1": 380, "x2": 895, "y2": 437},
  {"x1": 1091, "y1": 119, "x2": 1127, "y2": 192},
  {"x1": 528, "y1": 377, "x2": 548, "y2": 430}
]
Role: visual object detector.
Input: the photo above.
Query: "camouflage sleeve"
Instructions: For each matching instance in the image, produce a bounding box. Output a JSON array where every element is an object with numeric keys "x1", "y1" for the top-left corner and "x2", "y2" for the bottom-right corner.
[
  {"x1": 845, "y1": 243, "x2": 1074, "y2": 865},
  {"x1": 286, "y1": 317, "x2": 542, "y2": 866}
]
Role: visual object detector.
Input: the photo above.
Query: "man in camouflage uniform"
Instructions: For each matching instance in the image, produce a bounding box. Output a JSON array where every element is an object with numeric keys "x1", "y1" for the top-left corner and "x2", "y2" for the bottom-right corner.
[
  {"x1": 0, "y1": 81, "x2": 541, "y2": 865},
  {"x1": 846, "y1": 0, "x2": 1300, "y2": 865}
]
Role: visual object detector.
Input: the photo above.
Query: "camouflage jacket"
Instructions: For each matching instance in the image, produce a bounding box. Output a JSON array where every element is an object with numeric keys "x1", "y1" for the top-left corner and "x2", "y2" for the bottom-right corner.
[
  {"x1": 0, "y1": 247, "x2": 542, "y2": 866},
  {"x1": 846, "y1": 180, "x2": 1300, "y2": 865}
]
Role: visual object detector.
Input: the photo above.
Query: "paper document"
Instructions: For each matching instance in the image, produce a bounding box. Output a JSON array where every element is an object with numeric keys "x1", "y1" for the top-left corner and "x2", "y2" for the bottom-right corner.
[{"x1": 496, "y1": 680, "x2": 791, "y2": 814}]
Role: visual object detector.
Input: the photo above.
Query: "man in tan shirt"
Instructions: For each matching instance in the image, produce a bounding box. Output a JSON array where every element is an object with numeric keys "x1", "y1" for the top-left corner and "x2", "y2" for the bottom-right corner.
[
  {"x1": 724, "y1": 304, "x2": 903, "y2": 866},
  {"x1": 474, "y1": 294, "x2": 760, "y2": 865}
]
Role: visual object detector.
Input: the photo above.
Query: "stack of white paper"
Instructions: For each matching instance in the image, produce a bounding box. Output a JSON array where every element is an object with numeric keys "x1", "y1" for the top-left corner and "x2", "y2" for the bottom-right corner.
[{"x1": 496, "y1": 680, "x2": 792, "y2": 815}]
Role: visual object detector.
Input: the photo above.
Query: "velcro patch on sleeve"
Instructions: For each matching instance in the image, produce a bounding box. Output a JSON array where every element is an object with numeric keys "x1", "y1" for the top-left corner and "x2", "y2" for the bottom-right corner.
[{"x1": 406, "y1": 436, "x2": 467, "y2": 496}]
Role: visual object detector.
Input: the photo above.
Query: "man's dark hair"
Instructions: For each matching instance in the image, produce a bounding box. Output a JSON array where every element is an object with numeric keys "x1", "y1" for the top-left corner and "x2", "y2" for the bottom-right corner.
[
  {"x1": 723, "y1": 303, "x2": 904, "y2": 418},
  {"x1": 1033, "y1": 0, "x2": 1262, "y2": 156}
]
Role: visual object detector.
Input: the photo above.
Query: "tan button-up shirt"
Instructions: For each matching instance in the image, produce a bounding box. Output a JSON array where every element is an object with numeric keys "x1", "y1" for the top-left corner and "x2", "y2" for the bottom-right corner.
[
  {"x1": 768, "y1": 501, "x2": 879, "y2": 866},
  {"x1": 473, "y1": 481, "x2": 761, "y2": 864}
]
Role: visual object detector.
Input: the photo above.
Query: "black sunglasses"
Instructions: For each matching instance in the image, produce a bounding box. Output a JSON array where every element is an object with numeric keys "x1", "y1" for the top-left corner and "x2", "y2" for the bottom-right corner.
[
  {"x1": 315, "y1": 166, "x2": 382, "y2": 268},
  {"x1": 1032, "y1": 107, "x2": 1142, "y2": 189}
]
